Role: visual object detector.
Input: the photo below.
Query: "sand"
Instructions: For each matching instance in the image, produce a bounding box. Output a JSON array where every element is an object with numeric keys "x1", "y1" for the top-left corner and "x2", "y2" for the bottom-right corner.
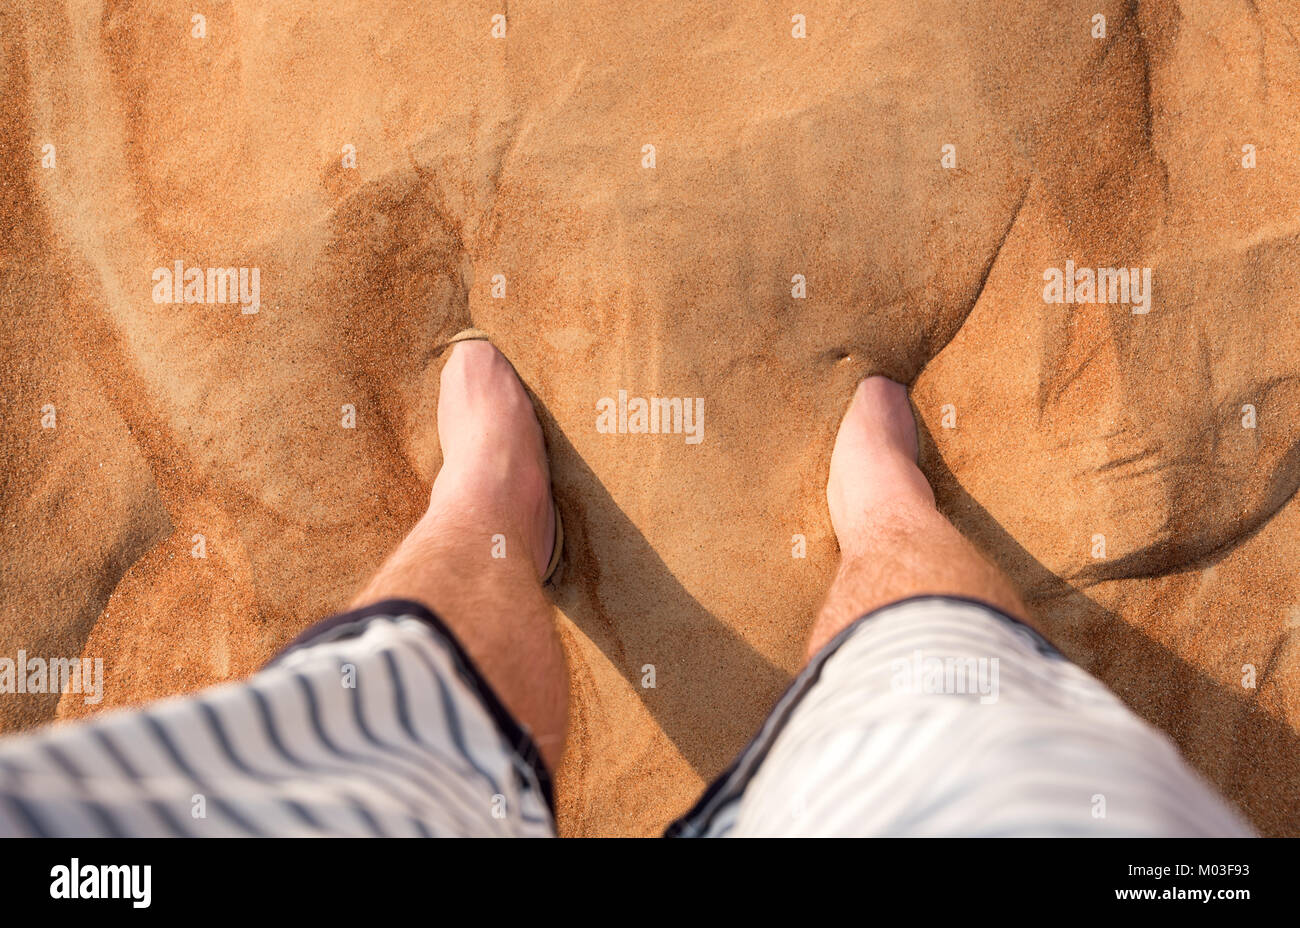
[{"x1": 1, "y1": 1, "x2": 1297, "y2": 836}]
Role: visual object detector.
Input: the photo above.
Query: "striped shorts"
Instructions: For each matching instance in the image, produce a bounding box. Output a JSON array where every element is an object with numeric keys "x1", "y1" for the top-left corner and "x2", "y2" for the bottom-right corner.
[{"x1": 0, "y1": 596, "x2": 1253, "y2": 837}]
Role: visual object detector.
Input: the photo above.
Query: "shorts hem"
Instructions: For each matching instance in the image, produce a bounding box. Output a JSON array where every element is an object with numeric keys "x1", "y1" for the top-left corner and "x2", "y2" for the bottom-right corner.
[
  {"x1": 269, "y1": 597, "x2": 556, "y2": 814},
  {"x1": 664, "y1": 594, "x2": 1039, "y2": 837}
]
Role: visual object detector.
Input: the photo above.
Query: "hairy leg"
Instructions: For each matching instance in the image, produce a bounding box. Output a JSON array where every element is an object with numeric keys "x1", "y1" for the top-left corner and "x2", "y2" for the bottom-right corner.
[
  {"x1": 808, "y1": 377, "x2": 1030, "y2": 660},
  {"x1": 351, "y1": 340, "x2": 567, "y2": 771}
]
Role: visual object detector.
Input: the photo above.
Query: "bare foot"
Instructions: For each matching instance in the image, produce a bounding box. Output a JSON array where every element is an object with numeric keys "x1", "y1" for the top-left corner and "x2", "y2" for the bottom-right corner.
[
  {"x1": 348, "y1": 337, "x2": 567, "y2": 768},
  {"x1": 826, "y1": 376, "x2": 935, "y2": 557},
  {"x1": 810, "y1": 375, "x2": 1030, "y2": 658},
  {"x1": 429, "y1": 340, "x2": 556, "y2": 579}
]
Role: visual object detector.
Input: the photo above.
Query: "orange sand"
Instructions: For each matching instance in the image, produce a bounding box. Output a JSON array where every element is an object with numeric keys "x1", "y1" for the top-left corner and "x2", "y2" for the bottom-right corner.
[{"x1": 1, "y1": 1, "x2": 1297, "y2": 835}]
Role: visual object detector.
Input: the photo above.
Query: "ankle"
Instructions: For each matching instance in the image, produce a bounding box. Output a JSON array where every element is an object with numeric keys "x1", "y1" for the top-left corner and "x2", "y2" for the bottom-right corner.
[
  {"x1": 426, "y1": 463, "x2": 551, "y2": 573},
  {"x1": 830, "y1": 461, "x2": 936, "y2": 549}
]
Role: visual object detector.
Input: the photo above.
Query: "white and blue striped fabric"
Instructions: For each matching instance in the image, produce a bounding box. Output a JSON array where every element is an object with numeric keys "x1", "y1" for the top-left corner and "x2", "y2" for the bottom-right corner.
[
  {"x1": 668, "y1": 596, "x2": 1254, "y2": 837},
  {"x1": 0, "y1": 596, "x2": 1253, "y2": 837},
  {"x1": 0, "y1": 602, "x2": 553, "y2": 837}
]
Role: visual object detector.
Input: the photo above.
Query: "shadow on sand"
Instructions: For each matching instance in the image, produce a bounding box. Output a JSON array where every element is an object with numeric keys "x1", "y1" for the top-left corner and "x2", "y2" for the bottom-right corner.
[
  {"x1": 919, "y1": 417, "x2": 1298, "y2": 836},
  {"x1": 529, "y1": 393, "x2": 1295, "y2": 834}
]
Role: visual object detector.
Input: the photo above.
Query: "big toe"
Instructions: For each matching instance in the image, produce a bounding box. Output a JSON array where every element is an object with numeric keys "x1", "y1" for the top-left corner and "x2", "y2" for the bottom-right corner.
[
  {"x1": 845, "y1": 376, "x2": 919, "y2": 461},
  {"x1": 827, "y1": 376, "x2": 933, "y2": 542}
]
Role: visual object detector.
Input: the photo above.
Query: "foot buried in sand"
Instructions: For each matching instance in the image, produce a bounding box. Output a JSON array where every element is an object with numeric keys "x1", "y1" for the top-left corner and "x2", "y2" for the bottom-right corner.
[{"x1": 431, "y1": 337, "x2": 558, "y2": 580}]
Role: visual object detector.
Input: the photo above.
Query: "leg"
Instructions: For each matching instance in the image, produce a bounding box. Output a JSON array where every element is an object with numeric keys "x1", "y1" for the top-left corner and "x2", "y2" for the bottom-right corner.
[
  {"x1": 808, "y1": 376, "x2": 1028, "y2": 659},
  {"x1": 351, "y1": 339, "x2": 567, "y2": 772},
  {"x1": 0, "y1": 340, "x2": 563, "y2": 838},
  {"x1": 668, "y1": 376, "x2": 1251, "y2": 838}
]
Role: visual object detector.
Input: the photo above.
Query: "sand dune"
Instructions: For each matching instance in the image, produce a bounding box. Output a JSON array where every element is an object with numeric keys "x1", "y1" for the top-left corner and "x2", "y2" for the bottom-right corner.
[{"x1": 1, "y1": 1, "x2": 1296, "y2": 835}]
